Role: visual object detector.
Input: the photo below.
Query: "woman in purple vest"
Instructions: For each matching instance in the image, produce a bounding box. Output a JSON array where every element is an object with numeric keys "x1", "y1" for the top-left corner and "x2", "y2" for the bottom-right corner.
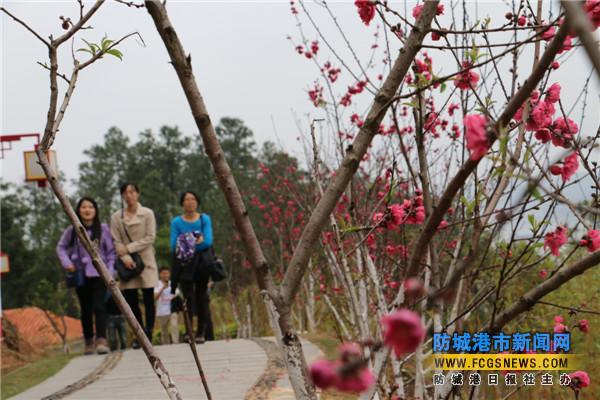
[{"x1": 56, "y1": 197, "x2": 116, "y2": 354}]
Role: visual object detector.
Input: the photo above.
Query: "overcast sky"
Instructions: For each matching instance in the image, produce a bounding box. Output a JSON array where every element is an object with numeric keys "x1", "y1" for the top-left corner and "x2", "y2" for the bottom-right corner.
[{"x1": 2, "y1": 0, "x2": 599, "y2": 201}]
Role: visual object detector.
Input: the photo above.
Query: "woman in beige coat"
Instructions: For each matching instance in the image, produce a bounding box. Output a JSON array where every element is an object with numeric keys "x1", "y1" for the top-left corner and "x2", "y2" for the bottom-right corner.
[{"x1": 110, "y1": 182, "x2": 159, "y2": 348}]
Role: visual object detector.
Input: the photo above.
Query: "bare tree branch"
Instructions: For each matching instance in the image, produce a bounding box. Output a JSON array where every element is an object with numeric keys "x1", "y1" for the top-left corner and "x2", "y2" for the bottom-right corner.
[
  {"x1": 53, "y1": 0, "x2": 105, "y2": 47},
  {"x1": 79, "y1": 32, "x2": 144, "y2": 70},
  {"x1": 1, "y1": 7, "x2": 50, "y2": 47},
  {"x1": 491, "y1": 250, "x2": 600, "y2": 331}
]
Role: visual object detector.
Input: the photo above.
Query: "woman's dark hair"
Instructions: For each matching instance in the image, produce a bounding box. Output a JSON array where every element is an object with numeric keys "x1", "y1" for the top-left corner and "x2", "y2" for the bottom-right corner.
[
  {"x1": 119, "y1": 182, "x2": 140, "y2": 195},
  {"x1": 180, "y1": 190, "x2": 200, "y2": 206},
  {"x1": 70, "y1": 197, "x2": 102, "y2": 246}
]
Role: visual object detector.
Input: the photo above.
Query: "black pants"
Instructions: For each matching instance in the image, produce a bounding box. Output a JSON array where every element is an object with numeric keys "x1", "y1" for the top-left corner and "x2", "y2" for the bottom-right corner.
[
  {"x1": 180, "y1": 275, "x2": 209, "y2": 338},
  {"x1": 75, "y1": 277, "x2": 107, "y2": 341},
  {"x1": 123, "y1": 288, "x2": 156, "y2": 340}
]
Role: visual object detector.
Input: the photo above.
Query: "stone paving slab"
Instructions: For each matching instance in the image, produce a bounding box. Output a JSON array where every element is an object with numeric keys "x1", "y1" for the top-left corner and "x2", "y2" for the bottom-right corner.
[
  {"x1": 11, "y1": 354, "x2": 107, "y2": 400},
  {"x1": 67, "y1": 339, "x2": 267, "y2": 400},
  {"x1": 11, "y1": 337, "x2": 328, "y2": 400}
]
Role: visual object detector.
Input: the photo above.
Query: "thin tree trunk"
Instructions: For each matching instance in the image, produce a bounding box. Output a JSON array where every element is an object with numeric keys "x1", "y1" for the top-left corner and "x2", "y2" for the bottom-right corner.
[
  {"x1": 323, "y1": 294, "x2": 352, "y2": 341},
  {"x1": 144, "y1": 2, "x2": 316, "y2": 397},
  {"x1": 305, "y1": 270, "x2": 316, "y2": 333}
]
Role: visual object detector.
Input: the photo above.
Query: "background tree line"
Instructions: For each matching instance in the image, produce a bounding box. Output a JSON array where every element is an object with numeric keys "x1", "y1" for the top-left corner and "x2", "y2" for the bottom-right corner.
[{"x1": 1, "y1": 117, "x2": 303, "y2": 331}]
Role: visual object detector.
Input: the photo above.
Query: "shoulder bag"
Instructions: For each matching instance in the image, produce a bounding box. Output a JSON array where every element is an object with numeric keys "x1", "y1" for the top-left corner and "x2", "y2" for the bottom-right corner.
[
  {"x1": 198, "y1": 213, "x2": 227, "y2": 282},
  {"x1": 115, "y1": 209, "x2": 145, "y2": 282}
]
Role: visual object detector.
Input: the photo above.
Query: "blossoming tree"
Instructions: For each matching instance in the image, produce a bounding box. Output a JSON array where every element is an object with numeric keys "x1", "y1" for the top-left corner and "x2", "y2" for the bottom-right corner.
[{"x1": 3, "y1": 0, "x2": 600, "y2": 399}]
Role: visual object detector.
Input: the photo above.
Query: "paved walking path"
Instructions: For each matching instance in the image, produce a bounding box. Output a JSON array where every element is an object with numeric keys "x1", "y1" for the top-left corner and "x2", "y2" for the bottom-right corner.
[{"x1": 10, "y1": 338, "x2": 324, "y2": 400}]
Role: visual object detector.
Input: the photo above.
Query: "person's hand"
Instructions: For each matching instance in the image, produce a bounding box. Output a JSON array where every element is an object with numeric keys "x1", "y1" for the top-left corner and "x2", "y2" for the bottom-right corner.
[
  {"x1": 66, "y1": 264, "x2": 76, "y2": 273},
  {"x1": 195, "y1": 234, "x2": 204, "y2": 244},
  {"x1": 116, "y1": 244, "x2": 128, "y2": 257},
  {"x1": 124, "y1": 258, "x2": 136, "y2": 270}
]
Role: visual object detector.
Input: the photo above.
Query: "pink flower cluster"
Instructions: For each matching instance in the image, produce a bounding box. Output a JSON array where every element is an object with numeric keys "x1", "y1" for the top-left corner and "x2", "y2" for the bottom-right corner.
[
  {"x1": 309, "y1": 343, "x2": 375, "y2": 393},
  {"x1": 569, "y1": 370, "x2": 591, "y2": 390},
  {"x1": 579, "y1": 229, "x2": 600, "y2": 252},
  {"x1": 544, "y1": 226, "x2": 568, "y2": 256},
  {"x1": 412, "y1": 3, "x2": 444, "y2": 19},
  {"x1": 350, "y1": 113, "x2": 364, "y2": 128},
  {"x1": 308, "y1": 83, "x2": 324, "y2": 107},
  {"x1": 577, "y1": 319, "x2": 589, "y2": 333},
  {"x1": 454, "y1": 61, "x2": 480, "y2": 90},
  {"x1": 382, "y1": 309, "x2": 426, "y2": 357},
  {"x1": 586, "y1": 0, "x2": 600, "y2": 28},
  {"x1": 464, "y1": 114, "x2": 489, "y2": 160},
  {"x1": 295, "y1": 40, "x2": 319, "y2": 60},
  {"x1": 340, "y1": 80, "x2": 368, "y2": 107},
  {"x1": 322, "y1": 61, "x2": 341, "y2": 83},
  {"x1": 515, "y1": 84, "x2": 580, "y2": 148},
  {"x1": 549, "y1": 152, "x2": 579, "y2": 182},
  {"x1": 355, "y1": 0, "x2": 376, "y2": 26},
  {"x1": 373, "y1": 196, "x2": 425, "y2": 228}
]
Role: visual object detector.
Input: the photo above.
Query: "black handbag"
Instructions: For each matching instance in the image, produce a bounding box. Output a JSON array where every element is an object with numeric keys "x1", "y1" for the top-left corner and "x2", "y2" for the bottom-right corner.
[
  {"x1": 115, "y1": 210, "x2": 145, "y2": 282},
  {"x1": 209, "y1": 251, "x2": 226, "y2": 282},
  {"x1": 170, "y1": 295, "x2": 184, "y2": 313},
  {"x1": 198, "y1": 215, "x2": 226, "y2": 282}
]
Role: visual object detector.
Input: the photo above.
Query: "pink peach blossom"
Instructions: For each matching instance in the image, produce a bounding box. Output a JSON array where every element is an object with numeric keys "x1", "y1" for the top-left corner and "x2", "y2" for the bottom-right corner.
[
  {"x1": 355, "y1": 0, "x2": 376, "y2": 26},
  {"x1": 580, "y1": 229, "x2": 600, "y2": 252},
  {"x1": 381, "y1": 309, "x2": 425, "y2": 357},
  {"x1": 546, "y1": 83, "x2": 561, "y2": 103},
  {"x1": 464, "y1": 114, "x2": 489, "y2": 160},
  {"x1": 569, "y1": 370, "x2": 591, "y2": 389},
  {"x1": 334, "y1": 367, "x2": 375, "y2": 393},
  {"x1": 454, "y1": 61, "x2": 479, "y2": 90},
  {"x1": 577, "y1": 319, "x2": 589, "y2": 333},
  {"x1": 544, "y1": 226, "x2": 568, "y2": 256},
  {"x1": 309, "y1": 359, "x2": 338, "y2": 389}
]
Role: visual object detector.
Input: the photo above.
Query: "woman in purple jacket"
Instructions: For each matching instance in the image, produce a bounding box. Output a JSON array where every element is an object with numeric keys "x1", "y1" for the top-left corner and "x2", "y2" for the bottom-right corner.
[{"x1": 56, "y1": 197, "x2": 116, "y2": 355}]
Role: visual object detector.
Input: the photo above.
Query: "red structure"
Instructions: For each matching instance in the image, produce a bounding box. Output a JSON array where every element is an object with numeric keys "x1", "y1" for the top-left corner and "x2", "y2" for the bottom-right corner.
[
  {"x1": 1, "y1": 133, "x2": 56, "y2": 187},
  {"x1": 0, "y1": 133, "x2": 40, "y2": 159}
]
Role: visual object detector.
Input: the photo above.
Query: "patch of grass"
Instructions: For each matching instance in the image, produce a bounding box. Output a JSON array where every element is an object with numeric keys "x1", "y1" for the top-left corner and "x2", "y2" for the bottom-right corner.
[
  {"x1": 1, "y1": 352, "x2": 75, "y2": 399},
  {"x1": 306, "y1": 333, "x2": 358, "y2": 400}
]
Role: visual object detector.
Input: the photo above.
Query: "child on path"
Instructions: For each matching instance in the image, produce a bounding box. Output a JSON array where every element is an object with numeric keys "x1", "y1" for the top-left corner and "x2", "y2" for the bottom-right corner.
[{"x1": 155, "y1": 267, "x2": 180, "y2": 344}]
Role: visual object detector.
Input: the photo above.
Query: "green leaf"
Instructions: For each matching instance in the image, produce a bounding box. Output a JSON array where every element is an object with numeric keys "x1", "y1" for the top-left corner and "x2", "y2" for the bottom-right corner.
[
  {"x1": 76, "y1": 48, "x2": 94, "y2": 55},
  {"x1": 460, "y1": 195, "x2": 475, "y2": 214},
  {"x1": 531, "y1": 188, "x2": 542, "y2": 201},
  {"x1": 528, "y1": 214, "x2": 537, "y2": 231},
  {"x1": 341, "y1": 226, "x2": 362, "y2": 234},
  {"x1": 469, "y1": 42, "x2": 480, "y2": 64},
  {"x1": 440, "y1": 82, "x2": 447, "y2": 93},
  {"x1": 81, "y1": 38, "x2": 99, "y2": 54},
  {"x1": 101, "y1": 35, "x2": 113, "y2": 50},
  {"x1": 105, "y1": 48, "x2": 123, "y2": 60}
]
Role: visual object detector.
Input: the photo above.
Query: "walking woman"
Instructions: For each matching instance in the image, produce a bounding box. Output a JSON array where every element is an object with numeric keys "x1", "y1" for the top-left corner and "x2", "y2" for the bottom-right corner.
[
  {"x1": 110, "y1": 182, "x2": 159, "y2": 348},
  {"x1": 56, "y1": 197, "x2": 115, "y2": 354},
  {"x1": 170, "y1": 191, "x2": 213, "y2": 344}
]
